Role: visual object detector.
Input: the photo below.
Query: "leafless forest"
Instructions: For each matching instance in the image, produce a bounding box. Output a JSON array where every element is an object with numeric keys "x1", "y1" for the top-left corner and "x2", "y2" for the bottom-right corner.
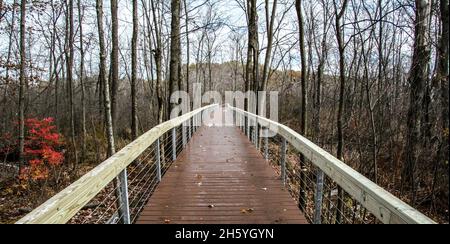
[{"x1": 0, "y1": 0, "x2": 448, "y2": 223}]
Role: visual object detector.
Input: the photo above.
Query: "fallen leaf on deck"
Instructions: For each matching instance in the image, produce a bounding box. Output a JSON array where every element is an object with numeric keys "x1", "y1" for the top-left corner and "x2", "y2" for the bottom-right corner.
[
  {"x1": 241, "y1": 208, "x2": 254, "y2": 214},
  {"x1": 208, "y1": 205, "x2": 215, "y2": 208},
  {"x1": 164, "y1": 219, "x2": 171, "y2": 224}
]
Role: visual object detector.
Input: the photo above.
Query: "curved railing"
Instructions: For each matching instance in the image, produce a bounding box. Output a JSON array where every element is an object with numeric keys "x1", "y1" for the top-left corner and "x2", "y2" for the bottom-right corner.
[
  {"x1": 227, "y1": 104, "x2": 435, "y2": 224},
  {"x1": 16, "y1": 104, "x2": 219, "y2": 224}
]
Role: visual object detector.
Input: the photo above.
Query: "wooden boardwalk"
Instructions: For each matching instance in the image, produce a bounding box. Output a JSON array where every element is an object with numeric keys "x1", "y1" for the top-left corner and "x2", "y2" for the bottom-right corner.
[{"x1": 136, "y1": 124, "x2": 307, "y2": 224}]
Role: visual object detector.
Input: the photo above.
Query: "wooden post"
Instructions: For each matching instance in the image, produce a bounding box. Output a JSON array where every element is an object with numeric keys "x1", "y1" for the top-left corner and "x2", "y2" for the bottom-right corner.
[
  {"x1": 117, "y1": 170, "x2": 130, "y2": 224},
  {"x1": 314, "y1": 169, "x2": 325, "y2": 224},
  {"x1": 172, "y1": 128, "x2": 177, "y2": 161},
  {"x1": 156, "y1": 138, "x2": 161, "y2": 182},
  {"x1": 281, "y1": 137, "x2": 287, "y2": 185}
]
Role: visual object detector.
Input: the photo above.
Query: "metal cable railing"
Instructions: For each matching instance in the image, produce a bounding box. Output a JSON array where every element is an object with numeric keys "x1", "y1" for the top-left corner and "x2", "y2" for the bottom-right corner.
[{"x1": 228, "y1": 104, "x2": 435, "y2": 224}]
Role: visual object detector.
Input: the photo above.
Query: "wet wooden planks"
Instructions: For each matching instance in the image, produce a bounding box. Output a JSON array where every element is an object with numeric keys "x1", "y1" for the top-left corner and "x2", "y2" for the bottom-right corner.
[{"x1": 136, "y1": 125, "x2": 308, "y2": 224}]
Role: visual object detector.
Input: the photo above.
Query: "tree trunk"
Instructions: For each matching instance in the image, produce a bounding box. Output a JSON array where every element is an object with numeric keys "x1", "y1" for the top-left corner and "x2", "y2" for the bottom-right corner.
[
  {"x1": 97, "y1": 0, "x2": 129, "y2": 224},
  {"x1": 402, "y1": 0, "x2": 432, "y2": 203},
  {"x1": 18, "y1": 0, "x2": 26, "y2": 170},
  {"x1": 66, "y1": 0, "x2": 78, "y2": 169},
  {"x1": 131, "y1": 0, "x2": 139, "y2": 139},
  {"x1": 150, "y1": 0, "x2": 164, "y2": 124},
  {"x1": 260, "y1": 0, "x2": 277, "y2": 93},
  {"x1": 184, "y1": 0, "x2": 190, "y2": 95},
  {"x1": 110, "y1": 0, "x2": 119, "y2": 132},
  {"x1": 314, "y1": 0, "x2": 330, "y2": 141},
  {"x1": 78, "y1": 0, "x2": 87, "y2": 162},
  {"x1": 433, "y1": 0, "x2": 449, "y2": 203},
  {"x1": 96, "y1": 0, "x2": 111, "y2": 154},
  {"x1": 295, "y1": 0, "x2": 308, "y2": 212},
  {"x1": 169, "y1": 0, "x2": 181, "y2": 114},
  {"x1": 334, "y1": 0, "x2": 349, "y2": 224}
]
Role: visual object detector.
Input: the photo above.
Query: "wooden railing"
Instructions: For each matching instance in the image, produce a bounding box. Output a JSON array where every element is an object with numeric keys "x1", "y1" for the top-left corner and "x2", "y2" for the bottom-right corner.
[
  {"x1": 16, "y1": 104, "x2": 219, "y2": 224},
  {"x1": 227, "y1": 104, "x2": 435, "y2": 224}
]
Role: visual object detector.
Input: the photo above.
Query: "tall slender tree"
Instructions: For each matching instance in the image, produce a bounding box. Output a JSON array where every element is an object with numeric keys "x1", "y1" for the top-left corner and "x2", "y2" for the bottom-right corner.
[
  {"x1": 403, "y1": 0, "x2": 432, "y2": 203},
  {"x1": 66, "y1": 0, "x2": 78, "y2": 168},
  {"x1": 183, "y1": 0, "x2": 190, "y2": 95},
  {"x1": 246, "y1": 0, "x2": 259, "y2": 94},
  {"x1": 96, "y1": 0, "x2": 113, "y2": 156},
  {"x1": 436, "y1": 0, "x2": 449, "y2": 176},
  {"x1": 295, "y1": 0, "x2": 308, "y2": 212},
  {"x1": 150, "y1": 0, "x2": 164, "y2": 124},
  {"x1": 333, "y1": 0, "x2": 349, "y2": 224},
  {"x1": 110, "y1": 0, "x2": 119, "y2": 131},
  {"x1": 261, "y1": 0, "x2": 278, "y2": 93},
  {"x1": 18, "y1": 0, "x2": 27, "y2": 170},
  {"x1": 131, "y1": 0, "x2": 139, "y2": 139},
  {"x1": 169, "y1": 0, "x2": 182, "y2": 114},
  {"x1": 78, "y1": 0, "x2": 87, "y2": 161}
]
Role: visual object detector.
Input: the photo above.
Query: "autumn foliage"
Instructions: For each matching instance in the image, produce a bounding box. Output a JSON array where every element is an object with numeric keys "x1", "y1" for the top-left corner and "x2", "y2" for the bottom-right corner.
[{"x1": 19, "y1": 118, "x2": 65, "y2": 181}]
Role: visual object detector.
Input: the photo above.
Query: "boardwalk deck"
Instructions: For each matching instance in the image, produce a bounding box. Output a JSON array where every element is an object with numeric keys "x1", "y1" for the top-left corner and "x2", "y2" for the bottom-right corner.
[{"x1": 136, "y1": 124, "x2": 308, "y2": 224}]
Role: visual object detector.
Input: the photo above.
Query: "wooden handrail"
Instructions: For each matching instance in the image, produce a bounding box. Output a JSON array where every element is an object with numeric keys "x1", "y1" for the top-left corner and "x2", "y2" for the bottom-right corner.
[
  {"x1": 227, "y1": 104, "x2": 435, "y2": 224},
  {"x1": 16, "y1": 104, "x2": 219, "y2": 224}
]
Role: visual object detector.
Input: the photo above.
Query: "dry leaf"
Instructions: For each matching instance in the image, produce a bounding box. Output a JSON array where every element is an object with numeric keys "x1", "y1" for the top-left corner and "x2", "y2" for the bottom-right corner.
[
  {"x1": 164, "y1": 219, "x2": 171, "y2": 224},
  {"x1": 208, "y1": 204, "x2": 215, "y2": 208},
  {"x1": 241, "y1": 208, "x2": 254, "y2": 214}
]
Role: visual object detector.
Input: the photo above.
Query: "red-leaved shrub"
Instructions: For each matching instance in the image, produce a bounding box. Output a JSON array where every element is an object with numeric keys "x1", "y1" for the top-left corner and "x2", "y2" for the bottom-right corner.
[{"x1": 19, "y1": 118, "x2": 65, "y2": 181}]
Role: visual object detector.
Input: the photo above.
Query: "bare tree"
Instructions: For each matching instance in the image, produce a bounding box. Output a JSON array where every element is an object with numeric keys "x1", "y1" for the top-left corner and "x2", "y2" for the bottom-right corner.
[
  {"x1": 110, "y1": 0, "x2": 119, "y2": 131},
  {"x1": 96, "y1": 0, "x2": 112, "y2": 155},
  {"x1": 431, "y1": 0, "x2": 449, "y2": 203},
  {"x1": 18, "y1": 0, "x2": 26, "y2": 170},
  {"x1": 249, "y1": 0, "x2": 259, "y2": 93},
  {"x1": 183, "y1": 0, "x2": 190, "y2": 94},
  {"x1": 131, "y1": 0, "x2": 139, "y2": 139},
  {"x1": 333, "y1": 0, "x2": 349, "y2": 224},
  {"x1": 260, "y1": 0, "x2": 278, "y2": 93},
  {"x1": 169, "y1": 0, "x2": 182, "y2": 112},
  {"x1": 403, "y1": 0, "x2": 432, "y2": 203},
  {"x1": 78, "y1": 0, "x2": 87, "y2": 161},
  {"x1": 150, "y1": 0, "x2": 164, "y2": 124},
  {"x1": 295, "y1": 0, "x2": 308, "y2": 212},
  {"x1": 66, "y1": 0, "x2": 78, "y2": 168}
]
